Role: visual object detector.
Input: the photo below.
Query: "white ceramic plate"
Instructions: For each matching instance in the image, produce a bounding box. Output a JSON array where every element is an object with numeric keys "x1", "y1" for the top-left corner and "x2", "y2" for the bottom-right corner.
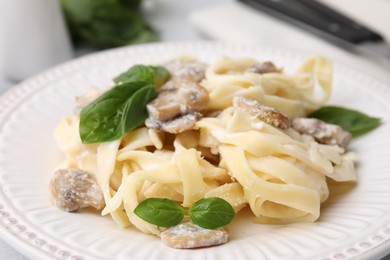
[{"x1": 0, "y1": 42, "x2": 390, "y2": 260}]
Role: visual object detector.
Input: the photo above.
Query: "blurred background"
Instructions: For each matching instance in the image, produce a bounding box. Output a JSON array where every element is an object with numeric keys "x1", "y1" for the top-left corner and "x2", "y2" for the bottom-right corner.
[
  {"x1": 0, "y1": 0, "x2": 390, "y2": 95},
  {"x1": 0, "y1": 0, "x2": 389, "y2": 259}
]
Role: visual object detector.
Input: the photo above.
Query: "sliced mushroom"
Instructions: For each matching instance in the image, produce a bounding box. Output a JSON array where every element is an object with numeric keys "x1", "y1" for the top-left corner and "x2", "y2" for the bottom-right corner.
[
  {"x1": 145, "y1": 61, "x2": 210, "y2": 134},
  {"x1": 147, "y1": 79, "x2": 209, "y2": 122},
  {"x1": 145, "y1": 113, "x2": 201, "y2": 134},
  {"x1": 160, "y1": 222, "x2": 229, "y2": 249},
  {"x1": 233, "y1": 96, "x2": 290, "y2": 129},
  {"x1": 50, "y1": 168, "x2": 105, "y2": 212},
  {"x1": 292, "y1": 118, "x2": 352, "y2": 148},
  {"x1": 164, "y1": 59, "x2": 208, "y2": 83},
  {"x1": 245, "y1": 61, "x2": 281, "y2": 74}
]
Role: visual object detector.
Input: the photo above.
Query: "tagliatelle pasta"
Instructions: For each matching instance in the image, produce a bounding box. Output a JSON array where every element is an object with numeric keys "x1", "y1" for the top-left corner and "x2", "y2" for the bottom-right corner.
[
  {"x1": 203, "y1": 56, "x2": 332, "y2": 117},
  {"x1": 53, "y1": 55, "x2": 356, "y2": 238}
]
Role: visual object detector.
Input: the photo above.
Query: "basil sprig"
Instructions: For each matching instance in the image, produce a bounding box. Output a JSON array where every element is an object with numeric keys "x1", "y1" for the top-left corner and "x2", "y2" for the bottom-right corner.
[
  {"x1": 189, "y1": 197, "x2": 236, "y2": 229},
  {"x1": 134, "y1": 197, "x2": 236, "y2": 229},
  {"x1": 134, "y1": 198, "x2": 186, "y2": 227},
  {"x1": 79, "y1": 65, "x2": 169, "y2": 144},
  {"x1": 309, "y1": 106, "x2": 381, "y2": 137}
]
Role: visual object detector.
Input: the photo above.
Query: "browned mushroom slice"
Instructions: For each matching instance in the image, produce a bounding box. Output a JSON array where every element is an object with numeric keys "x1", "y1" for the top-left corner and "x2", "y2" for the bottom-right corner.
[
  {"x1": 50, "y1": 168, "x2": 105, "y2": 212},
  {"x1": 164, "y1": 59, "x2": 208, "y2": 82},
  {"x1": 233, "y1": 96, "x2": 290, "y2": 129},
  {"x1": 160, "y1": 222, "x2": 229, "y2": 249},
  {"x1": 292, "y1": 118, "x2": 352, "y2": 148},
  {"x1": 145, "y1": 113, "x2": 201, "y2": 134},
  {"x1": 147, "y1": 79, "x2": 209, "y2": 122},
  {"x1": 245, "y1": 61, "x2": 281, "y2": 74}
]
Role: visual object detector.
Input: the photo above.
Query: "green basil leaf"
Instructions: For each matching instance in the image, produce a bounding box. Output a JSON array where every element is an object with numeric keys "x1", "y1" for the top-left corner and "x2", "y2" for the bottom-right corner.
[
  {"x1": 188, "y1": 197, "x2": 236, "y2": 229},
  {"x1": 79, "y1": 64, "x2": 169, "y2": 144},
  {"x1": 114, "y1": 65, "x2": 169, "y2": 87},
  {"x1": 309, "y1": 106, "x2": 381, "y2": 137},
  {"x1": 79, "y1": 82, "x2": 156, "y2": 143},
  {"x1": 134, "y1": 198, "x2": 186, "y2": 227},
  {"x1": 120, "y1": 83, "x2": 156, "y2": 134},
  {"x1": 113, "y1": 65, "x2": 155, "y2": 84}
]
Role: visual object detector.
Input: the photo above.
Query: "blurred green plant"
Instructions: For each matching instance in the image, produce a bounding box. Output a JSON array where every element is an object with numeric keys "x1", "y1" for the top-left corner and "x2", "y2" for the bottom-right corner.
[{"x1": 60, "y1": 0, "x2": 158, "y2": 49}]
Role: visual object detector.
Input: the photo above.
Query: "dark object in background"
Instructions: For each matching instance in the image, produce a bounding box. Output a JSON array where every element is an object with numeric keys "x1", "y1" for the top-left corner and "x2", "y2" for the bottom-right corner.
[
  {"x1": 60, "y1": 0, "x2": 158, "y2": 49},
  {"x1": 119, "y1": 0, "x2": 143, "y2": 9},
  {"x1": 238, "y1": 0, "x2": 390, "y2": 68}
]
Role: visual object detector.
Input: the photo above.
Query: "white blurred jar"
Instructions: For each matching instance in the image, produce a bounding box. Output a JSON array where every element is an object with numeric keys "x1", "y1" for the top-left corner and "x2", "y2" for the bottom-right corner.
[{"x1": 0, "y1": 0, "x2": 73, "y2": 81}]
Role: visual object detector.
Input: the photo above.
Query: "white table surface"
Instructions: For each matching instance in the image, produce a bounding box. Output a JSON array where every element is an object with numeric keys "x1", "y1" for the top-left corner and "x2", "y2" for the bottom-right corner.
[{"x1": 0, "y1": 0, "x2": 389, "y2": 259}]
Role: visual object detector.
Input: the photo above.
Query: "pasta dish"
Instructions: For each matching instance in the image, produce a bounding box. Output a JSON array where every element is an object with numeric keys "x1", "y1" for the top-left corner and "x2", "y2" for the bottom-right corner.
[{"x1": 50, "y1": 56, "x2": 357, "y2": 248}]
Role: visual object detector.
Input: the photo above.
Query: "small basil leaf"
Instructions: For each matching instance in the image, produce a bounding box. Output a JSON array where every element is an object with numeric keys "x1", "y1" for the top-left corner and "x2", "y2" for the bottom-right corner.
[
  {"x1": 134, "y1": 198, "x2": 186, "y2": 227},
  {"x1": 113, "y1": 65, "x2": 154, "y2": 84},
  {"x1": 79, "y1": 81, "x2": 156, "y2": 143},
  {"x1": 188, "y1": 197, "x2": 236, "y2": 229},
  {"x1": 114, "y1": 65, "x2": 169, "y2": 88},
  {"x1": 309, "y1": 106, "x2": 381, "y2": 137}
]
